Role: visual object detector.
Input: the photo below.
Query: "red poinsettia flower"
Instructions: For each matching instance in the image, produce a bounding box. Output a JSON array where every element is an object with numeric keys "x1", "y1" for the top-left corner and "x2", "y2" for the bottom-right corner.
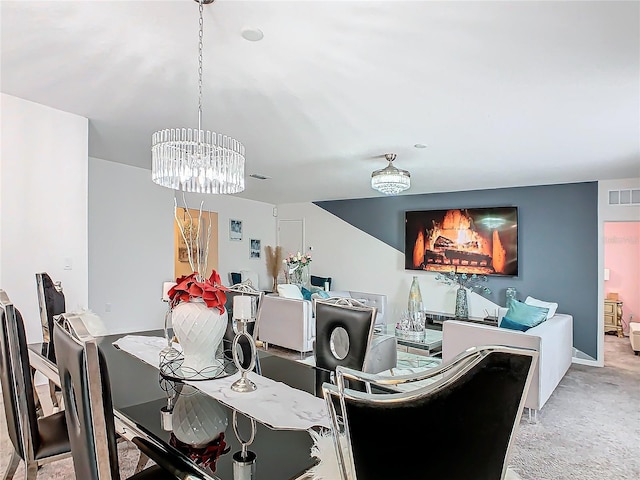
[
  {"x1": 168, "y1": 270, "x2": 229, "y2": 313},
  {"x1": 169, "y1": 432, "x2": 229, "y2": 472}
]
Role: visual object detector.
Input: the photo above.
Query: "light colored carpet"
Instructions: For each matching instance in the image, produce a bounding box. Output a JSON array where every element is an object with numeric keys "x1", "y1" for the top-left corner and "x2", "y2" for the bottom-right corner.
[
  {"x1": 2, "y1": 335, "x2": 638, "y2": 479},
  {"x1": 509, "y1": 334, "x2": 640, "y2": 480}
]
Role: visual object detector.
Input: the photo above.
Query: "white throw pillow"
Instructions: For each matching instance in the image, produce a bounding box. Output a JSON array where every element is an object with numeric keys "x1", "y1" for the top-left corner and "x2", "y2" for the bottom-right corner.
[
  {"x1": 277, "y1": 284, "x2": 303, "y2": 300},
  {"x1": 524, "y1": 296, "x2": 558, "y2": 320}
]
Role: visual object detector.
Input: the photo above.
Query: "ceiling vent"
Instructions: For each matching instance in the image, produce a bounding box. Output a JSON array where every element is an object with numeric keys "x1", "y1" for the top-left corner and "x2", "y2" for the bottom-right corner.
[{"x1": 608, "y1": 189, "x2": 640, "y2": 206}]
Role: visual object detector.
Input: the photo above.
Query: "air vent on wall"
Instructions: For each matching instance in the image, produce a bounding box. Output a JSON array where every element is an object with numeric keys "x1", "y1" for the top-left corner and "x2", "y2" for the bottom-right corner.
[{"x1": 608, "y1": 189, "x2": 640, "y2": 205}]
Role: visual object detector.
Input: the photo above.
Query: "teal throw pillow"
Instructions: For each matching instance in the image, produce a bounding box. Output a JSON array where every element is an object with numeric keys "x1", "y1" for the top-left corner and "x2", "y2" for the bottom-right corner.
[
  {"x1": 316, "y1": 290, "x2": 330, "y2": 299},
  {"x1": 500, "y1": 316, "x2": 532, "y2": 332},
  {"x1": 300, "y1": 286, "x2": 313, "y2": 301},
  {"x1": 503, "y1": 298, "x2": 549, "y2": 330}
]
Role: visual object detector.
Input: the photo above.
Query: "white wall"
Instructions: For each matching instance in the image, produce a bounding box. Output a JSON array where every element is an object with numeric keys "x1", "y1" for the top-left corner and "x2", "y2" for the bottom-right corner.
[
  {"x1": 276, "y1": 203, "x2": 499, "y2": 324},
  {"x1": 598, "y1": 178, "x2": 640, "y2": 222},
  {"x1": 0, "y1": 94, "x2": 88, "y2": 340},
  {"x1": 195, "y1": 192, "x2": 276, "y2": 292},
  {"x1": 89, "y1": 157, "x2": 276, "y2": 334}
]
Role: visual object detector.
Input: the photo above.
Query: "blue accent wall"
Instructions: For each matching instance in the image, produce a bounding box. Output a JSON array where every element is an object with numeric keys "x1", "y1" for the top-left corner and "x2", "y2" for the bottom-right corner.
[{"x1": 316, "y1": 182, "x2": 598, "y2": 358}]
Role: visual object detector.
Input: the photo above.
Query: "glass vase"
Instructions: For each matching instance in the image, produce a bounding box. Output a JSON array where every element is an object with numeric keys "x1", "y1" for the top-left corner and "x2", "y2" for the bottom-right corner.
[
  {"x1": 506, "y1": 287, "x2": 517, "y2": 306},
  {"x1": 455, "y1": 286, "x2": 469, "y2": 319},
  {"x1": 408, "y1": 276, "x2": 423, "y2": 313},
  {"x1": 289, "y1": 265, "x2": 309, "y2": 289}
]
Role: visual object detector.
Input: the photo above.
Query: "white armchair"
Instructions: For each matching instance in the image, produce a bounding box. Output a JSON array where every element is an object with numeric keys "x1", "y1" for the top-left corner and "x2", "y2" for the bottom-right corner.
[{"x1": 256, "y1": 294, "x2": 315, "y2": 353}]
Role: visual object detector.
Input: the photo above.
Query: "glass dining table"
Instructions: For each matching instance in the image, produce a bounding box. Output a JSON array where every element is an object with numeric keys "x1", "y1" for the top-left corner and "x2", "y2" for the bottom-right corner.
[{"x1": 28, "y1": 330, "x2": 320, "y2": 480}]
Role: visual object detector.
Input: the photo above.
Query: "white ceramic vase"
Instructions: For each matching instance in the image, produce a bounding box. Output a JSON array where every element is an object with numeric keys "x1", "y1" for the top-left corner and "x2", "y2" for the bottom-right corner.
[
  {"x1": 172, "y1": 385, "x2": 228, "y2": 447},
  {"x1": 172, "y1": 298, "x2": 228, "y2": 378}
]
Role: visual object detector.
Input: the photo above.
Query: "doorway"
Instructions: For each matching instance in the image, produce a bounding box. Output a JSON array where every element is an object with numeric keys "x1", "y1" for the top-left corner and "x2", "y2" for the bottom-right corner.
[
  {"x1": 174, "y1": 208, "x2": 219, "y2": 279},
  {"x1": 603, "y1": 221, "x2": 639, "y2": 365}
]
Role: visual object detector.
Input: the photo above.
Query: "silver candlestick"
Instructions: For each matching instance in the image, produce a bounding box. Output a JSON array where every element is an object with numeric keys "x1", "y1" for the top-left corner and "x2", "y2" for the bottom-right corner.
[
  {"x1": 231, "y1": 295, "x2": 257, "y2": 393},
  {"x1": 232, "y1": 409, "x2": 257, "y2": 480}
]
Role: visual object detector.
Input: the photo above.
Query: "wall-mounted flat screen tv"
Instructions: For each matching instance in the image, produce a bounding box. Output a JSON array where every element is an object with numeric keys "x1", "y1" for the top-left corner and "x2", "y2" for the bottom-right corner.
[{"x1": 405, "y1": 207, "x2": 518, "y2": 276}]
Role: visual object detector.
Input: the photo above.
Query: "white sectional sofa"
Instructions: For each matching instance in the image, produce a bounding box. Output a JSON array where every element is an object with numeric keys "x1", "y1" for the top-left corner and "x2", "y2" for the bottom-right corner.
[{"x1": 442, "y1": 308, "x2": 573, "y2": 411}]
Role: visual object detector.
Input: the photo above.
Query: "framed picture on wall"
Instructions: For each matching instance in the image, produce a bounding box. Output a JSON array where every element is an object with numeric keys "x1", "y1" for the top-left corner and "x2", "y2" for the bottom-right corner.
[
  {"x1": 250, "y1": 239, "x2": 261, "y2": 258},
  {"x1": 230, "y1": 219, "x2": 242, "y2": 241}
]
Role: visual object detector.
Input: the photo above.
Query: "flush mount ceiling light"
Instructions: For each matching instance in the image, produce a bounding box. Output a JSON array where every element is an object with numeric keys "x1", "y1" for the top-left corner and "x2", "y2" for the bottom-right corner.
[
  {"x1": 371, "y1": 153, "x2": 411, "y2": 195},
  {"x1": 152, "y1": 0, "x2": 245, "y2": 194}
]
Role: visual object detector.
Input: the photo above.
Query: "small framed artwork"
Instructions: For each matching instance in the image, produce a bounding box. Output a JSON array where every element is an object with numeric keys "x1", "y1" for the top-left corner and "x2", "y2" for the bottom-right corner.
[
  {"x1": 230, "y1": 219, "x2": 242, "y2": 241},
  {"x1": 250, "y1": 239, "x2": 261, "y2": 258}
]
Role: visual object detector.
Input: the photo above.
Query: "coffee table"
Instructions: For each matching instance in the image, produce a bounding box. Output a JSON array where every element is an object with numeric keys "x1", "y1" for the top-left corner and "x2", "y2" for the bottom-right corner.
[{"x1": 378, "y1": 323, "x2": 443, "y2": 356}]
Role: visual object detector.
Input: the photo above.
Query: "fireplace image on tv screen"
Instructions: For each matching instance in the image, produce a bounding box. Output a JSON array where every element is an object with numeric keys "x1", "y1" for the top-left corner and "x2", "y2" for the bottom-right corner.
[{"x1": 405, "y1": 207, "x2": 518, "y2": 276}]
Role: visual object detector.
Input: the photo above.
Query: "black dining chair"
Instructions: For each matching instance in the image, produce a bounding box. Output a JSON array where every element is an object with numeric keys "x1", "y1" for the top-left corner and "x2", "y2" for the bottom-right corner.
[
  {"x1": 53, "y1": 314, "x2": 208, "y2": 480},
  {"x1": 0, "y1": 290, "x2": 71, "y2": 480},
  {"x1": 310, "y1": 275, "x2": 332, "y2": 291},
  {"x1": 228, "y1": 272, "x2": 242, "y2": 286},
  {"x1": 313, "y1": 298, "x2": 379, "y2": 396},
  {"x1": 322, "y1": 345, "x2": 538, "y2": 480},
  {"x1": 35, "y1": 272, "x2": 65, "y2": 411},
  {"x1": 223, "y1": 283, "x2": 262, "y2": 373}
]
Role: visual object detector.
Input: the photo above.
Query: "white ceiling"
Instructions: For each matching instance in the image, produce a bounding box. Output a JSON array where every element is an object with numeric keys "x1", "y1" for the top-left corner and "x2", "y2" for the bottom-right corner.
[{"x1": 2, "y1": 0, "x2": 639, "y2": 204}]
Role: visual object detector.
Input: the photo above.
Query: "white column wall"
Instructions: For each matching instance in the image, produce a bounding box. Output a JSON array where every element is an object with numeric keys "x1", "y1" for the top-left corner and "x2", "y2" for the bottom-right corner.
[
  {"x1": 0, "y1": 94, "x2": 88, "y2": 340},
  {"x1": 276, "y1": 203, "x2": 499, "y2": 324},
  {"x1": 89, "y1": 157, "x2": 276, "y2": 334}
]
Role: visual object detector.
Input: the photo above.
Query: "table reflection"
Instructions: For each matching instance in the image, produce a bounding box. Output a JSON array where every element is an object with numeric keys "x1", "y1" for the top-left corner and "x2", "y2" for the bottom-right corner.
[{"x1": 160, "y1": 380, "x2": 230, "y2": 473}]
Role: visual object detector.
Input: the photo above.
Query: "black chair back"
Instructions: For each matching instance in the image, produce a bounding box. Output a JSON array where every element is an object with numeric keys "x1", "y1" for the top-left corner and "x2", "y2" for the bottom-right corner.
[
  {"x1": 35, "y1": 272, "x2": 66, "y2": 363},
  {"x1": 229, "y1": 272, "x2": 242, "y2": 285},
  {"x1": 0, "y1": 291, "x2": 41, "y2": 461},
  {"x1": 325, "y1": 347, "x2": 537, "y2": 480},
  {"x1": 314, "y1": 299, "x2": 376, "y2": 394},
  {"x1": 310, "y1": 275, "x2": 332, "y2": 291},
  {"x1": 53, "y1": 315, "x2": 120, "y2": 480}
]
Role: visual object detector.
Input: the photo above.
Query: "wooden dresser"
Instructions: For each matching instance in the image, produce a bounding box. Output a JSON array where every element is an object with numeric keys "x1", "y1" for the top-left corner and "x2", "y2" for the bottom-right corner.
[{"x1": 604, "y1": 299, "x2": 623, "y2": 337}]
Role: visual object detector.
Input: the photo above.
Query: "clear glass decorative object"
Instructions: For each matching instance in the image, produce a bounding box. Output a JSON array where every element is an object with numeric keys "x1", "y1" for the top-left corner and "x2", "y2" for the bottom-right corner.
[
  {"x1": 506, "y1": 287, "x2": 517, "y2": 305},
  {"x1": 408, "y1": 276, "x2": 423, "y2": 313},
  {"x1": 289, "y1": 265, "x2": 309, "y2": 289},
  {"x1": 455, "y1": 286, "x2": 469, "y2": 319},
  {"x1": 396, "y1": 309, "x2": 425, "y2": 340}
]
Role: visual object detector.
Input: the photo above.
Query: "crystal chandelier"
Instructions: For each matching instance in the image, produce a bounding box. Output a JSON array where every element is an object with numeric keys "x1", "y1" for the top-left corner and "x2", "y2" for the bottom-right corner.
[
  {"x1": 371, "y1": 153, "x2": 410, "y2": 195},
  {"x1": 152, "y1": 0, "x2": 245, "y2": 194}
]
